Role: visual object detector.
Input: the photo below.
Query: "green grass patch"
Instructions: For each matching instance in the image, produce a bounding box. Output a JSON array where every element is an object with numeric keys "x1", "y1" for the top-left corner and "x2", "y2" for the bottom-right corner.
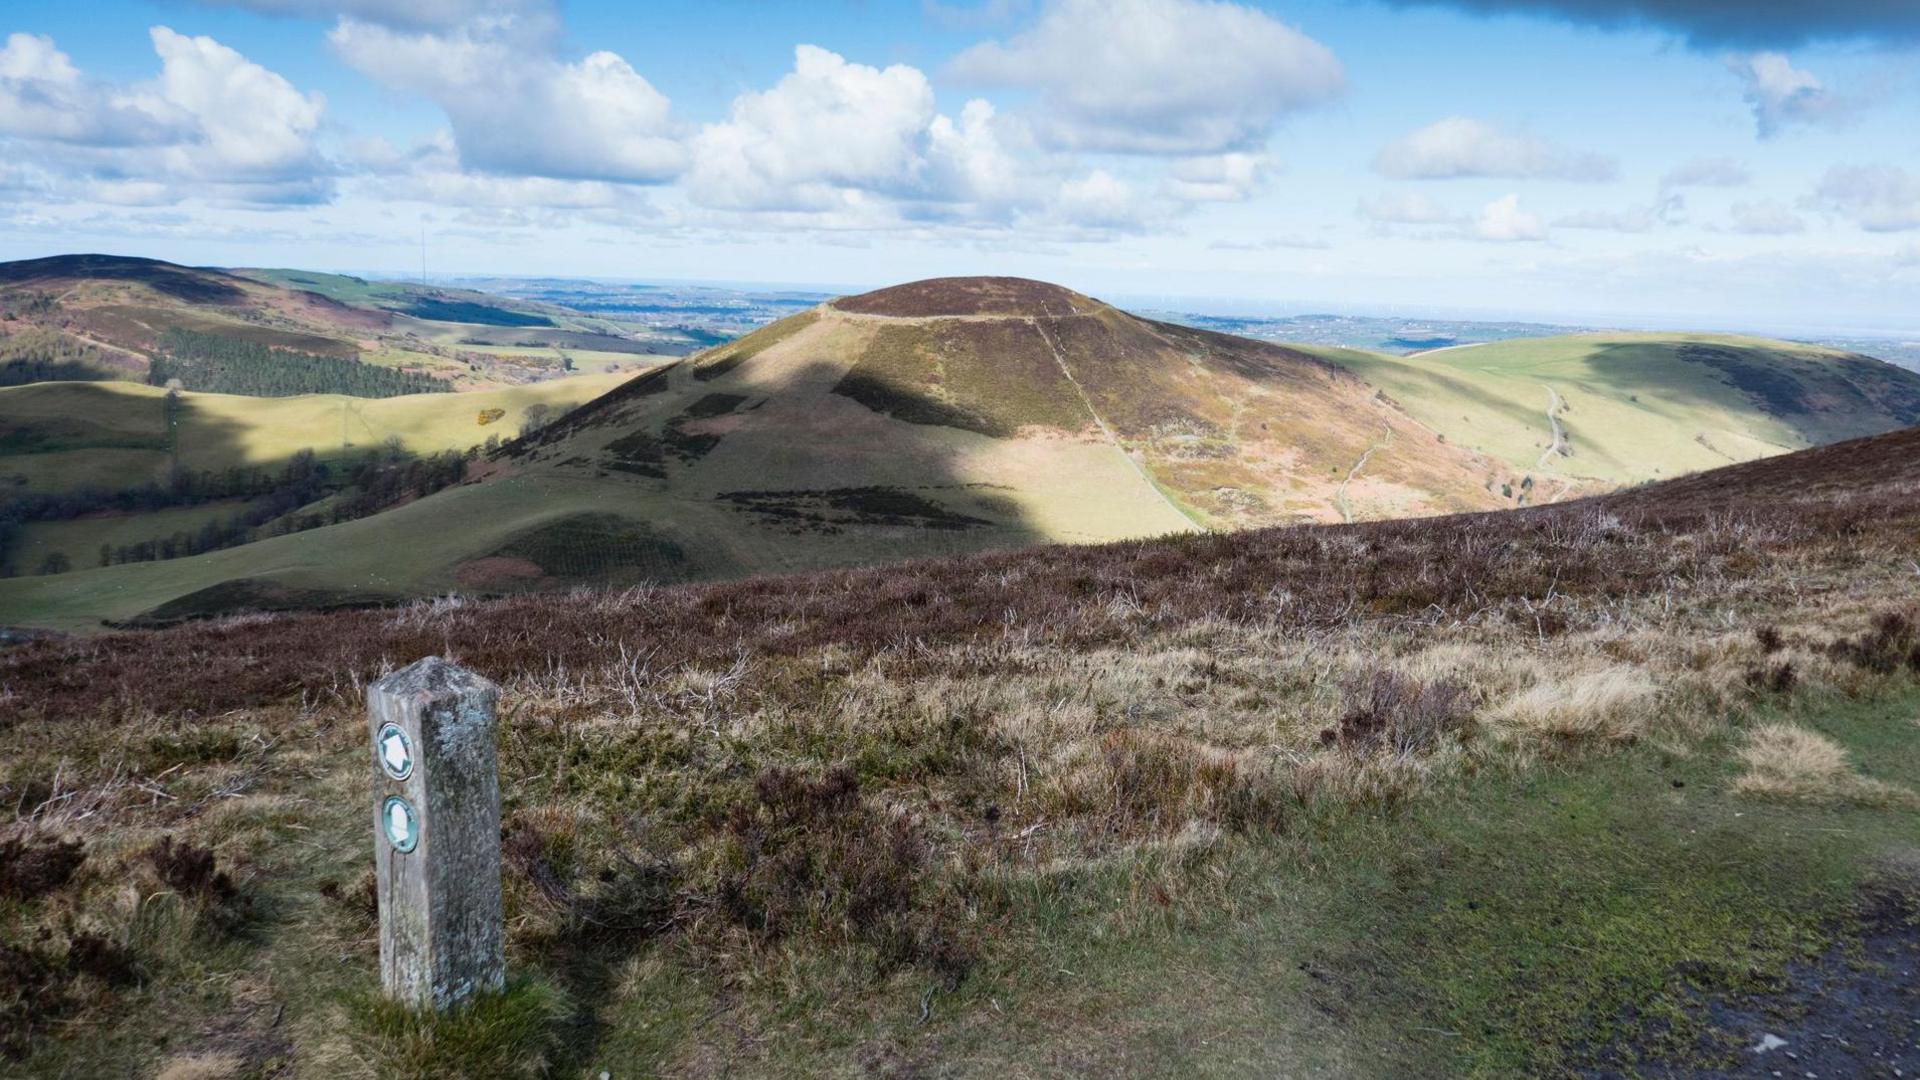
[
  {"x1": 691, "y1": 309, "x2": 818, "y2": 381},
  {"x1": 1300, "y1": 685, "x2": 1920, "y2": 1075},
  {"x1": 1312, "y1": 333, "x2": 1920, "y2": 486},
  {"x1": 345, "y1": 978, "x2": 572, "y2": 1080}
]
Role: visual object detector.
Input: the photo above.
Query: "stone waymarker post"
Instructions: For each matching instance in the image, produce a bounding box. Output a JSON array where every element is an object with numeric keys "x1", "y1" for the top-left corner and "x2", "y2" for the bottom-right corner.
[{"x1": 368, "y1": 657, "x2": 505, "y2": 1010}]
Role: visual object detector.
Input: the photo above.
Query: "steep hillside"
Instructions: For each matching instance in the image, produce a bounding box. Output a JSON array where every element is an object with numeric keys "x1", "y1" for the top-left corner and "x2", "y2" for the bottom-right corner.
[
  {"x1": 6, "y1": 276, "x2": 1917, "y2": 631},
  {"x1": 0, "y1": 278, "x2": 1514, "y2": 629},
  {"x1": 1315, "y1": 332, "x2": 1920, "y2": 489},
  {"x1": 526, "y1": 276, "x2": 1509, "y2": 530}
]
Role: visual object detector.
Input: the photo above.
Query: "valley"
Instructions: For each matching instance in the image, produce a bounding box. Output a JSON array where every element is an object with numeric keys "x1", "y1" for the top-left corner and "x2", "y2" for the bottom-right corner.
[{"x1": 4, "y1": 264, "x2": 1918, "y2": 632}]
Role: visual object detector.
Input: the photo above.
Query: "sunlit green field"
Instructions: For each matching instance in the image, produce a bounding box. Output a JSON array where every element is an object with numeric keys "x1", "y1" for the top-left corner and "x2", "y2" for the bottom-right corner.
[
  {"x1": 1312, "y1": 332, "x2": 1913, "y2": 485},
  {"x1": 0, "y1": 374, "x2": 632, "y2": 492}
]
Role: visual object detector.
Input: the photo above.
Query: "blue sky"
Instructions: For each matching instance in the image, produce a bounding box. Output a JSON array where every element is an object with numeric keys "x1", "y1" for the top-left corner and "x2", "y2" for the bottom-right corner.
[{"x1": 2, "y1": 0, "x2": 1917, "y2": 334}]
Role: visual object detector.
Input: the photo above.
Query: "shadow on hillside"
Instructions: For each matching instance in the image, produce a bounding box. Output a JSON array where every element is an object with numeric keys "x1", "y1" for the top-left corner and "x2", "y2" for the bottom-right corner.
[
  {"x1": 6, "y1": 350, "x2": 1072, "y2": 629},
  {"x1": 1, "y1": 384, "x2": 289, "y2": 578},
  {"x1": 1, "y1": 383, "x2": 441, "y2": 591},
  {"x1": 483, "y1": 355, "x2": 1059, "y2": 598},
  {"x1": 1569, "y1": 341, "x2": 1917, "y2": 440}
]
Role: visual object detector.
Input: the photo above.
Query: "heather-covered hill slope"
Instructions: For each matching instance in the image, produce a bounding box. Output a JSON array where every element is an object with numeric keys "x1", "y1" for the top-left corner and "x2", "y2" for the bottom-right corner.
[
  {"x1": 8, "y1": 275, "x2": 1918, "y2": 632},
  {"x1": 10, "y1": 422, "x2": 1917, "y2": 714},
  {"x1": 2, "y1": 421, "x2": 1916, "y2": 1078},
  {"x1": 0, "y1": 277, "x2": 1507, "y2": 629}
]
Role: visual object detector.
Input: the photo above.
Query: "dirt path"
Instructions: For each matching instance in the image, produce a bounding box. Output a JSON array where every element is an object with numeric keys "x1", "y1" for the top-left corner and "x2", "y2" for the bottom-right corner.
[
  {"x1": 1407, "y1": 341, "x2": 1490, "y2": 359},
  {"x1": 1335, "y1": 425, "x2": 1393, "y2": 524},
  {"x1": 1692, "y1": 432, "x2": 1740, "y2": 463},
  {"x1": 1588, "y1": 882, "x2": 1920, "y2": 1078},
  {"x1": 1535, "y1": 385, "x2": 1569, "y2": 470},
  {"x1": 1027, "y1": 317, "x2": 1201, "y2": 531}
]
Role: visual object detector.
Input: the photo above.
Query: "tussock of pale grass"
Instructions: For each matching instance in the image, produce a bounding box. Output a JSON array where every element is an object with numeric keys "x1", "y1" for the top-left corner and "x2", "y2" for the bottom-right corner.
[
  {"x1": 152, "y1": 1051, "x2": 247, "y2": 1080},
  {"x1": 1493, "y1": 667, "x2": 1659, "y2": 741},
  {"x1": 1733, "y1": 723, "x2": 1917, "y2": 807}
]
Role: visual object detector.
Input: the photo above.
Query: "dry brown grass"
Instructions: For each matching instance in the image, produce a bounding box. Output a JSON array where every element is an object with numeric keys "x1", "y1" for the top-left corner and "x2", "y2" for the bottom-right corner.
[
  {"x1": 2, "y1": 426, "x2": 1919, "y2": 1069},
  {"x1": 152, "y1": 1052, "x2": 249, "y2": 1080},
  {"x1": 1494, "y1": 666, "x2": 1660, "y2": 741},
  {"x1": 1734, "y1": 723, "x2": 1918, "y2": 807}
]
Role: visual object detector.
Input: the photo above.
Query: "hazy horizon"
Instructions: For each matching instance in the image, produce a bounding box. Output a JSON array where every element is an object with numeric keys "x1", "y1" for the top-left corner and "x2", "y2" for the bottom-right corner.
[{"x1": 4, "y1": 0, "x2": 1918, "y2": 337}]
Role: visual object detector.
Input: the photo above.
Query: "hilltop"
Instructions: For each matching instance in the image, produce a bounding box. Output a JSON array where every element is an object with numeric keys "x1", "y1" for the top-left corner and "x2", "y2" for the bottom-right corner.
[
  {"x1": 6, "y1": 275, "x2": 1920, "y2": 630},
  {"x1": 1, "y1": 276, "x2": 1518, "y2": 628},
  {"x1": 3, "y1": 425, "x2": 1917, "y2": 1076}
]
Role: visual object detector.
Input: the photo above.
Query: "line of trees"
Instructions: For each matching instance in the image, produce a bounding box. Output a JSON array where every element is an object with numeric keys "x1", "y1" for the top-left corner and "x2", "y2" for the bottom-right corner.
[
  {"x1": 1, "y1": 444, "x2": 474, "y2": 577},
  {"x1": 148, "y1": 328, "x2": 450, "y2": 398}
]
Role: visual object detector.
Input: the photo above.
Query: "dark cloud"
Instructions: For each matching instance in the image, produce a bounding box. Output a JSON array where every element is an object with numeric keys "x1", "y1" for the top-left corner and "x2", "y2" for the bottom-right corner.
[{"x1": 1374, "y1": 0, "x2": 1920, "y2": 47}]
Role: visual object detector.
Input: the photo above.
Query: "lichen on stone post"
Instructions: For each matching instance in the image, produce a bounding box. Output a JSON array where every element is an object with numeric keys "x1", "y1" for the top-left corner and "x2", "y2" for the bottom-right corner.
[{"x1": 368, "y1": 656, "x2": 505, "y2": 1010}]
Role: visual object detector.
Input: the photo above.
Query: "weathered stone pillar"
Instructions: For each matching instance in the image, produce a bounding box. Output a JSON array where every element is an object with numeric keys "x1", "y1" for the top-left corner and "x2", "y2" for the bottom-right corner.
[{"x1": 368, "y1": 657, "x2": 505, "y2": 1009}]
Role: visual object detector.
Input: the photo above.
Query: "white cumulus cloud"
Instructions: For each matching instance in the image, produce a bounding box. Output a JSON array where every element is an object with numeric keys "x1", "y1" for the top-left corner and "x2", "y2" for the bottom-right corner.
[
  {"x1": 948, "y1": 0, "x2": 1344, "y2": 154},
  {"x1": 923, "y1": 98, "x2": 1033, "y2": 208},
  {"x1": 687, "y1": 46, "x2": 941, "y2": 211},
  {"x1": 0, "y1": 33, "x2": 185, "y2": 146},
  {"x1": 329, "y1": 16, "x2": 684, "y2": 184},
  {"x1": 149, "y1": 28, "x2": 327, "y2": 185},
  {"x1": 0, "y1": 28, "x2": 330, "y2": 205},
  {"x1": 1374, "y1": 117, "x2": 1616, "y2": 181},
  {"x1": 1474, "y1": 193, "x2": 1548, "y2": 241},
  {"x1": 684, "y1": 45, "x2": 1160, "y2": 235}
]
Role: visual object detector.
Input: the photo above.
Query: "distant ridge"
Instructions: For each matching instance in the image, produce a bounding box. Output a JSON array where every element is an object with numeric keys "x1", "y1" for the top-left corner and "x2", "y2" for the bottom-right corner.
[
  {"x1": 0, "y1": 253, "x2": 248, "y2": 304},
  {"x1": 5, "y1": 270, "x2": 1920, "y2": 631}
]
